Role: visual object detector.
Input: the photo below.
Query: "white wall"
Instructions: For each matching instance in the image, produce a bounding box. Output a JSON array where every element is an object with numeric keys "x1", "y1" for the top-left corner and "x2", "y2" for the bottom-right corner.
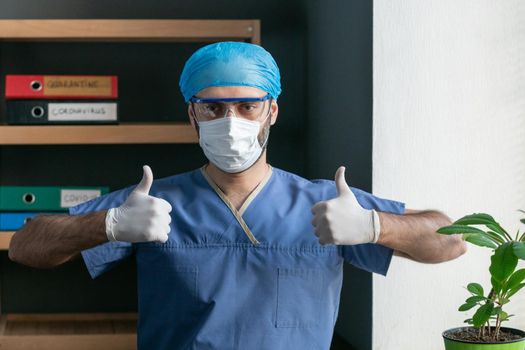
[{"x1": 373, "y1": 1, "x2": 525, "y2": 349}]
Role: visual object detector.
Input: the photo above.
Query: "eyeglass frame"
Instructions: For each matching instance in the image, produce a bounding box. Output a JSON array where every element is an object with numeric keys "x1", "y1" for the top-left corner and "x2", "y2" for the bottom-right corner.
[
  {"x1": 189, "y1": 93, "x2": 272, "y2": 104},
  {"x1": 189, "y1": 93, "x2": 273, "y2": 122}
]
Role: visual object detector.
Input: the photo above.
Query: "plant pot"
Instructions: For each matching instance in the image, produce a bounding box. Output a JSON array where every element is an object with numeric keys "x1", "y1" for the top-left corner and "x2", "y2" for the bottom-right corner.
[{"x1": 443, "y1": 327, "x2": 525, "y2": 350}]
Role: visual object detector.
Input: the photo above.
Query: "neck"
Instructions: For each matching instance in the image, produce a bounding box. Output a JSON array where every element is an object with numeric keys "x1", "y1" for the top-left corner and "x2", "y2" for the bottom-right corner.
[{"x1": 205, "y1": 151, "x2": 269, "y2": 198}]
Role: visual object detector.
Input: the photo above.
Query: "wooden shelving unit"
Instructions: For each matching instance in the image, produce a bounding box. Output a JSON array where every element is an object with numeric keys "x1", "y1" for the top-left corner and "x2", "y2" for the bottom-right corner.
[
  {"x1": 0, "y1": 18, "x2": 261, "y2": 348},
  {"x1": 0, "y1": 19, "x2": 260, "y2": 144}
]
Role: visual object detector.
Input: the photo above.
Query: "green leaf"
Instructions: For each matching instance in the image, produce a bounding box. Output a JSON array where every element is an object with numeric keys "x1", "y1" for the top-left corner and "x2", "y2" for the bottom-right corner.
[
  {"x1": 491, "y1": 307, "x2": 502, "y2": 316},
  {"x1": 487, "y1": 223, "x2": 510, "y2": 240},
  {"x1": 490, "y1": 243, "x2": 518, "y2": 282},
  {"x1": 437, "y1": 225, "x2": 487, "y2": 235},
  {"x1": 464, "y1": 318, "x2": 474, "y2": 324},
  {"x1": 499, "y1": 311, "x2": 509, "y2": 320},
  {"x1": 486, "y1": 231, "x2": 505, "y2": 244},
  {"x1": 464, "y1": 234, "x2": 498, "y2": 249},
  {"x1": 454, "y1": 213, "x2": 498, "y2": 226},
  {"x1": 452, "y1": 213, "x2": 509, "y2": 240},
  {"x1": 467, "y1": 283, "x2": 484, "y2": 296},
  {"x1": 466, "y1": 295, "x2": 486, "y2": 303},
  {"x1": 513, "y1": 242, "x2": 525, "y2": 259},
  {"x1": 503, "y1": 268, "x2": 525, "y2": 293},
  {"x1": 459, "y1": 302, "x2": 477, "y2": 311},
  {"x1": 491, "y1": 276, "x2": 502, "y2": 294},
  {"x1": 506, "y1": 283, "x2": 525, "y2": 299},
  {"x1": 473, "y1": 303, "x2": 494, "y2": 328},
  {"x1": 490, "y1": 306, "x2": 501, "y2": 319}
]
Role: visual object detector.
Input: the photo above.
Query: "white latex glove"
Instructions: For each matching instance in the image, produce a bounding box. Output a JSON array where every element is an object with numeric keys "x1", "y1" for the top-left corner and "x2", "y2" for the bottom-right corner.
[
  {"x1": 311, "y1": 166, "x2": 381, "y2": 245},
  {"x1": 105, "y1": 165, "x2": 172, "y2": 243}
]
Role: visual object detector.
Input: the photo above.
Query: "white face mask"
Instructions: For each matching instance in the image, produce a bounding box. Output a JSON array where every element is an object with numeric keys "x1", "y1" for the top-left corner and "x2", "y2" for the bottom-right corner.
[{"x1": 197, "y1": 116, "x2": 269, "y2": 173}]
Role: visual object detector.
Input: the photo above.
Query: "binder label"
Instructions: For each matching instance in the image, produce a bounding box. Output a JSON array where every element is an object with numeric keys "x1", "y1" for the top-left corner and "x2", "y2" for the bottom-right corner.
[
  {"x1": 44, "y1": 76, "x2": 113, "y2": 97},
  {"x1": 48, "y1": 103, "x2": 117, "y2": 121},
  {"x1": 60, "y1": 189, "x2": 102, "y2": 208}
]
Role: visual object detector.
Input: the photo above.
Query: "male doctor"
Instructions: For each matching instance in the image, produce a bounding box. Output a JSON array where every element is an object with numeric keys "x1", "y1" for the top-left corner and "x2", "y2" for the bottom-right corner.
[{"x1": 9, "y1": 42, "x2": 466, "y2": 349}]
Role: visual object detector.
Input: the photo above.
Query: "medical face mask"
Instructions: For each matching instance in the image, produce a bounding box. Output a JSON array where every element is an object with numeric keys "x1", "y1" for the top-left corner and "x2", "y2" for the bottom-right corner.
[{"x1": 196, "y1": 115, "x2": 269, "y2": 173}]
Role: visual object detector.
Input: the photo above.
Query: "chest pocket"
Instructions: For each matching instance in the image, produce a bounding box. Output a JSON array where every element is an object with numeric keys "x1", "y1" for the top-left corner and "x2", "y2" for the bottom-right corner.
[
  {"x1": 140, "y1": 263, "x2": 199, "y2": 312},
  {"x1": 276, "y1": 268, "x2": 323, "y2": 328}
]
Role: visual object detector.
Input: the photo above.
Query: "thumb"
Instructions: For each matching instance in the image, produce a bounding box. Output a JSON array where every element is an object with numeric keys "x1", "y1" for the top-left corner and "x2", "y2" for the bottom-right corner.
[
  {"x1": 134, "y1": 165, "x2": 154, "y2": 194},
  {"x1": 335, "y1": 166, "x2": 352, "y2": 196}
]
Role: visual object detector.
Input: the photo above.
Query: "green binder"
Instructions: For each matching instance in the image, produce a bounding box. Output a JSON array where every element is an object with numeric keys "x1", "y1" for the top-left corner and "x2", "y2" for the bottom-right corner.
[{"x1": 0, "y1": 186, "x2": 109, "y2": 211}]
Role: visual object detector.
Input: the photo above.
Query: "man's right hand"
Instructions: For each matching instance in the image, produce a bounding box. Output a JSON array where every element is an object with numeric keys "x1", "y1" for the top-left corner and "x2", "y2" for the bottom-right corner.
[{"x1": 105, "y1": 165, "x2": 172, "y2": 243}]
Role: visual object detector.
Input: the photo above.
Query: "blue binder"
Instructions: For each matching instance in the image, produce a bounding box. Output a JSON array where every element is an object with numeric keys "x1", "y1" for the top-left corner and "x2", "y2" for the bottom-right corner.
[{"x1": 0, "y1": 212, "x2": 49, "y2": 230}]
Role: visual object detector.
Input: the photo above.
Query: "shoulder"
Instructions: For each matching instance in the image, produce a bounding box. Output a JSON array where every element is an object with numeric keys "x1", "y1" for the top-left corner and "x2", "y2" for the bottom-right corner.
[
  {"x1": 150, "y1": 168, "x2": 201, "y2": 191},
  {"x1": 270, "y1": 167, "x2": 405, "y2": 214},
  {"x1": 271, "y1": 167, "x2": 337, "y2": 200},
  {"x1": 71, "y1": 168, "x2": 202, "y2": 215},
  {"x1": 271, "y1": 167, "x2": 331, "y2": 187},
  {"x1": 146, "y1": 168, "x2": 206, "y2": 208}
]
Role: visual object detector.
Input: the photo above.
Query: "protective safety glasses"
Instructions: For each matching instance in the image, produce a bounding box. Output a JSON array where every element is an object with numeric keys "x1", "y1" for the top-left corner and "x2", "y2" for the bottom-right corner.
[{"x1": 190, "y1": 94, "x2": 271, "y2": 121}]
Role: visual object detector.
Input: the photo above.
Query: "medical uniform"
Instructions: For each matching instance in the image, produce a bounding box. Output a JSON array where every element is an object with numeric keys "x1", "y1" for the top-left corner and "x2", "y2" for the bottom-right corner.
[{"x1": 70, "y1": 166, "x2": 405, "y2": 350}]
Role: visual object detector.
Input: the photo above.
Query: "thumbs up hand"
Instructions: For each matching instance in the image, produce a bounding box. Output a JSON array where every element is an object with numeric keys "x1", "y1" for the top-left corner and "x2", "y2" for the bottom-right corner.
[
  {"x1": 105, "y1": 165, "x2": 172, "y2": 243},
  {"x1": 311, "y1": 166, "x2": 381, "y2": 245}
]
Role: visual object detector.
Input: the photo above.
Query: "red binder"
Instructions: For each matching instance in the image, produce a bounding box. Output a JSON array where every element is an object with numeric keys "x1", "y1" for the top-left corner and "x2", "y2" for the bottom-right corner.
[{"x1": 5, "y1": 75, "x2": 118, "y2": 99}]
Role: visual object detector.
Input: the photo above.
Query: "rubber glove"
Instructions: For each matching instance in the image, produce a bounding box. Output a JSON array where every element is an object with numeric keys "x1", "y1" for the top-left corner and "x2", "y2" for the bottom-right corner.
[
  {"x1": 311, "y1": 166, "x2": 381, "y2": 245},
  {"x1": 105, "y1": 165, "x2": 172, "y2": 243}
]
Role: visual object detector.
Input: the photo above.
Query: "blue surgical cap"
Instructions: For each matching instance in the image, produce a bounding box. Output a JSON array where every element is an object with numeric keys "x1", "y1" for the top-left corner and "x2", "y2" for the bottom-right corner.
[{"x1": 179, "y1": 42, "x2": 281, "y2": 102}]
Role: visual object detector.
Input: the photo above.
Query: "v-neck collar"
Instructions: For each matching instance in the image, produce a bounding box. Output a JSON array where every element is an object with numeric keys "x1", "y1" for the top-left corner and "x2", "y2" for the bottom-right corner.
[{"x1": 199, "y1": 165, "x2": 273, "y2": 245}]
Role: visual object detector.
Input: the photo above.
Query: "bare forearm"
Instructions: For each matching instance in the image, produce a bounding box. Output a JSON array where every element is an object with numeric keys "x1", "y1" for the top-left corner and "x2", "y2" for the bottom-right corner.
[
  {"x1": 376, "y1": 210, "x2": 467, "y2": 263},
  {"x1": 9, "y1": 211, "x2": 108, "y2": 268}
]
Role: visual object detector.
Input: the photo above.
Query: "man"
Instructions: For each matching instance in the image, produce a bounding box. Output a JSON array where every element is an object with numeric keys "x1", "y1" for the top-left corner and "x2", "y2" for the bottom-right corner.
[{"x1": 9, "y1": 42, "x2": 466, "y2": 349}]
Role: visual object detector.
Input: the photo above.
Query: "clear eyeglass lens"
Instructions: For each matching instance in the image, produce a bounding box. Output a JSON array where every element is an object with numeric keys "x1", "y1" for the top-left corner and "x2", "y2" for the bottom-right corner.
[{"x1": 194, "y1": 101, "x2": 267, "y2": 121}]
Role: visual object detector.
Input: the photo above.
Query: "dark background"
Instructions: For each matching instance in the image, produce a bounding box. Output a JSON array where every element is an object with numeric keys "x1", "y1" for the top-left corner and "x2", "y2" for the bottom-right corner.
[{"x1": 0, "y1": 1, "x2": 374, "y2": 349}]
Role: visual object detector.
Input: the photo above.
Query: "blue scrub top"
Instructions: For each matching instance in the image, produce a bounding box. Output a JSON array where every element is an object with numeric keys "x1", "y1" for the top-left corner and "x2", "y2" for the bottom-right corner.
[{"x1": 70, "y1": 167, "x2": 405, "y2": 350}]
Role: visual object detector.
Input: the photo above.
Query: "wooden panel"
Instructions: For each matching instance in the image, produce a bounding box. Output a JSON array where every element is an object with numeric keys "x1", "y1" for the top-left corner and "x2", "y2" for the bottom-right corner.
[
  {"x1": 0, "y1": 19, "x2": 260, "y2": 42},
  {"x1": 251, "y1": 20, "x2": 261, "y2": 45},
  {"x1": 0, "y1": 123, "x2": 198, "y2": 145},
  {"x1": 5, "y1": 320, "x2": 114, "y2": 335},
  {"x1": 0, "y1": 313, "x2": 137, "y2": 350},
  {"x1": 5, "y1": 313, "x2": 138, "y2": 322},
  {"x1": 0, "y1": 335, "x2": 136, "y2": 350},
  {"x1": 0, "y1": 313, "x2": 137, "y2": 349},
  {"x1": 0, "y1": 231, "x2": 14, "y2": 250}
]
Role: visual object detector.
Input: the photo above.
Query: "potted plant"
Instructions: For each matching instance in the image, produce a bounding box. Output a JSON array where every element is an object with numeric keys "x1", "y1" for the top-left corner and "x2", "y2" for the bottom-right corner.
[{"x1": 437, "y1": 211, "x2": 525, "y2": 349}]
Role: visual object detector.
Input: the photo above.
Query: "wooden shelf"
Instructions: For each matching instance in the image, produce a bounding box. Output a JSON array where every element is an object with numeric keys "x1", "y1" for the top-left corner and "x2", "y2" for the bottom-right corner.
[
  {"x1": 0, "y1": 122, "x2": 198, "y2": 145},
  {"x1": 0, "y1": 19, "x2": 260, "y2": 44},
  {"x1": 0, "y1": 313, "x2": 137, "y2": 350},
  {"x1": 0, "y1": 231, "x2": 14, "y2": 250}
]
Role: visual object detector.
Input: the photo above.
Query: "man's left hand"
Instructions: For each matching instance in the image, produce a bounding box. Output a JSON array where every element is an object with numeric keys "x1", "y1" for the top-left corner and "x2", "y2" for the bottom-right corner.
[{"x1": 311, "y1": 166, "x2": 380, "y2": 245}]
